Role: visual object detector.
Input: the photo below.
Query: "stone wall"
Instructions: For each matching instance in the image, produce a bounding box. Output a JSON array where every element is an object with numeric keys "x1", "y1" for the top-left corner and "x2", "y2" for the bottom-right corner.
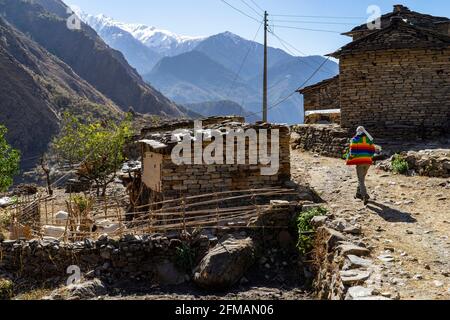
[
  {"x1": 339, "y1": 48, "x2": 450, "y2": 138},
  {"x1": 291, "y1": 124, "x2": 350, "y2": 158},
  {"x1": 302, "y1": 76, "x2": 340, "y2": 112},
  {"x1": 0, "y1": 234, "x2": 209, "y2": 283},
  {"x1": 0, "y1": 203, "x2": 304, "y2": 285}
]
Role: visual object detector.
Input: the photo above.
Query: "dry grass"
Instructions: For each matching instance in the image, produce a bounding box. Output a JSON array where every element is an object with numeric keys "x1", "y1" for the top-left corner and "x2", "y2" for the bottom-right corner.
[{"x1": 13, "y1": 288, "x2": 53, "y2": 300}]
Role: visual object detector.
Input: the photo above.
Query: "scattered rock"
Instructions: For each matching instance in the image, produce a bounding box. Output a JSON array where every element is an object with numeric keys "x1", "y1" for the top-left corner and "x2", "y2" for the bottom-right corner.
[
  {"x1": 310, "y1": 216, "x2": 328, "y2": 228},
  {"x1": 377, "y1": 254, "x2": 395, "y2": 263},
  {"x1": 339, "y1": 244, "x2": 370, "y2": 257},
  {"x1": 346, "y1": 255, "x2": 373, "y2": 269},
  {"x1": 318, "y1": 227, "x2": 348, "y2": 249},
  {"x1": 433, "y1": 280, "x2": 444, "y2": 287},
  {"x1": 354, "y1": 295, "x2": 392, "y2": 300},
  {"x1": 340, "y1": 270, "x2": 371, "y2": 285},
  {"x1": 45, "y1": 279, "x2": 106, "y2": 300},
  {"x1": 344, "y1": 225, "x2": 362, "y2": 235},
  {"x1": 413, "y1": 274, "x2": 423, "y2": 280},
  {"x1": 345, "y1": 286, "x2": 373, "y2": 300},
  {"x1": 330, "y1": 218, "x2": 349, "y2": 232}
]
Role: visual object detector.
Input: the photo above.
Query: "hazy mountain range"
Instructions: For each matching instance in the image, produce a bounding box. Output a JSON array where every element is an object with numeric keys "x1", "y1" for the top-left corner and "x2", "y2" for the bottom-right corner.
[{"x1": 75, "y1": 10, "x2": 339, "y2": 124}]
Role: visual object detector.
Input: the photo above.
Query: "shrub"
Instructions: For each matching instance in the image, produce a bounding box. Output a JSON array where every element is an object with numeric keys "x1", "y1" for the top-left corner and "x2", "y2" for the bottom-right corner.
[
  {"x1": 0, "y1": 209, "x2": 13, "y2": 230},
  {"x1": 296, "y1": 206, "x2": 328, "y2": 255},
  {"x1": 0, "y1": 278, "x2": 14, "y2": 300},
  {"x1": 53, "y1": 113, "x2": 132, "y2": 196},
  {"x1": 392, "y1": 154, "x2": 409, "y2": 175},
  {"x1": 175, "y1": 243, "x2": 196, "y2": 273},
  {"x1": 0, "y1": 125, "x2": 21, "y2": 192}
]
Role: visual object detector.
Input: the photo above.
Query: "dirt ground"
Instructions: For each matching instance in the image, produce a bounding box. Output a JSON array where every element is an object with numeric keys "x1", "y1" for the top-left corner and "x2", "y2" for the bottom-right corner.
[
  {"x1": 291, "y1": 149, "x2": 450, "y2": 300},
  {"x1": 5, "y1": 150, "x2": 449, "y2": 300}
]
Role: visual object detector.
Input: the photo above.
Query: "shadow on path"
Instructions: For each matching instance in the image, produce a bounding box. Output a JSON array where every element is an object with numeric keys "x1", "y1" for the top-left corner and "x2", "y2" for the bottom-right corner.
[{"x1": 366, "y1": 201, "x2": 417, "y2": 223}]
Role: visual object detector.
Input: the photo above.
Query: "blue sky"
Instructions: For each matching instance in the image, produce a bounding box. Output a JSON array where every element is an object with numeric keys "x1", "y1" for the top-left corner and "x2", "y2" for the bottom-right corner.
[{"x1": 67, "y1": 0, "x2": 450, "y2": 56}]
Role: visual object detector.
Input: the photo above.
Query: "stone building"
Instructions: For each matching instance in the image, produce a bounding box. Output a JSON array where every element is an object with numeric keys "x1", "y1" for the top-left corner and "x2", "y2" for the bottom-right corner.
[
  {"x1": 298, "y1": 75, "x2": 341, "y2": 124},
  {"x1": 137, "y1": 117, "x2": 291, "y2": 202},
  {"x1": 298, "y1": 5, "x2": 450, "y2": 138}
]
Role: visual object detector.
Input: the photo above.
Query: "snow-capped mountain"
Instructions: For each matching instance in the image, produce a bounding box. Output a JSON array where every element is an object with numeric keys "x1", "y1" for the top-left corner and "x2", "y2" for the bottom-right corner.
[
  {"x1": 72, "y1": 7, "x2": 205, "y2": 57},
  {"x1": 120, "y1": 24, "x2": 205, "y2": 56}
]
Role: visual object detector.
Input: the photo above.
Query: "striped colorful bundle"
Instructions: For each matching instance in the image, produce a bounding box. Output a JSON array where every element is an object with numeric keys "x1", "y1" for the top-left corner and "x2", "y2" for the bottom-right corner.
[{"x1": 346, "y1": 133, "x2": 376, "y2": 166}]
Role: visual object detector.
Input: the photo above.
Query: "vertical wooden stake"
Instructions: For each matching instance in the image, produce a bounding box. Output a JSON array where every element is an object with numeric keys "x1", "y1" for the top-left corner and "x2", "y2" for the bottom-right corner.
[{"x1": 182, "y1": 195, "x2": 187, "y2": 235}]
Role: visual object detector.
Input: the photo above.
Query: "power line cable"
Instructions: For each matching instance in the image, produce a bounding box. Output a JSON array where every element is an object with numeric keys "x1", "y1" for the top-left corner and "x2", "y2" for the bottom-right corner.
[
  {"x1": 226, "y1": 19, "x2": 264, "y2": 97},
  {"x1": 271, "y1": 14, "x2": 365, "y2": 19},
  {"x1": 271, "y1": 19, "x2": 359, "y2": 26},
  {"x1": 245, "y1": 55, "x2": 332, "y2": 117},
  {"x1": 240, "y1": 0, "x2": 263, "y2": 18},
  {"x1": 219, "y1": 0, "x2": 261, "y2": 23},
  {"x1": 269, "y1": 30, "x2": 337, "y2": 76},
  {"x1": 271, "y1": 25, "x2": 342, "y2": 33},
  {"x1": 249, "y1": 0, "x2": 264, "y2": 12}
]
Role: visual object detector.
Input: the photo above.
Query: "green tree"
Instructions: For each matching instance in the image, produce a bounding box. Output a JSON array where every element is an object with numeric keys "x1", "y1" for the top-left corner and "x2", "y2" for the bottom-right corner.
[
  {"x1": 0, "y1": 125, "x2": 20, "y2": 192},
  {"x1": 53, "y1": 113, "x2": 132, "y2": 196}
]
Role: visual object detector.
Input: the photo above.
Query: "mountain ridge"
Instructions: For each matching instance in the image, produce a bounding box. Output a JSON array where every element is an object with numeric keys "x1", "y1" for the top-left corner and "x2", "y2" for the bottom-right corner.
[
  {"x1": 0, "y1": 0, "x2": 186, "y2": 117},
  {"x1": 0, "y1": 15, "x2": 122, "y2": 161}
]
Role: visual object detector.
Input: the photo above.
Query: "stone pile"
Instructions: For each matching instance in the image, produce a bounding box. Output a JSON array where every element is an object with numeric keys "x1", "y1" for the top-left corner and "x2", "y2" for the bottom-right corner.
[{"x1": 377, "y1": 149, "x2": 450, "y2": 178}]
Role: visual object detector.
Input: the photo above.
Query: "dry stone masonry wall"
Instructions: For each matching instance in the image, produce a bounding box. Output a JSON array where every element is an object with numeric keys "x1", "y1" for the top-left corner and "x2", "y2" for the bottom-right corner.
[
  {"x1": 301, "y1": 76, "x2": 340, "y2": 112},
  {"x1": 291, "y1": 124, "x2": 350, "y2": 158},
  {"x1": 339, "y1": 48, "x2": 450, "y2": 138},
  {"x1": 0, "y1": 234, "x2": 209, "y2": 283}
]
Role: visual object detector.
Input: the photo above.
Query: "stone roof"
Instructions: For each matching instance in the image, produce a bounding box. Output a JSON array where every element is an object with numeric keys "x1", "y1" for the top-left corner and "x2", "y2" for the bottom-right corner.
[
  {"x1": 140, "y1": 117, "x2": 290, "y2": 154},
  {"x1": 297, "y1": 75, "x2": 339, "y2": 94},
  {"x1": 330, "y1": 18, "x2": 450, "y2": 58},
  {"x1": 140, "y1": 116, "x2": 245, "y2": 135},
  {"x1": 344, "y1": 5, "x2": 450, "y2": 36}
]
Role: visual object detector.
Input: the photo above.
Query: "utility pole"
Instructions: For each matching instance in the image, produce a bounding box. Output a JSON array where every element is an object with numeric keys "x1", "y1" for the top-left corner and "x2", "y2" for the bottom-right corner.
[{"x1": 263, "y1": 10, "x2": 268, "y2": 123}]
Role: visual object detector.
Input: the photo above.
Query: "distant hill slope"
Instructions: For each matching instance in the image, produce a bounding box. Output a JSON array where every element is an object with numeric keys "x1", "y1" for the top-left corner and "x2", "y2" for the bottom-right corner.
[
  {"x1": 144, "y1": 48, "x2": 338, "y2": 124},
  {"x1": 0, "y1": 16, "x2": 121, "y2": 161},
  {"x1": 145, "y1": 51, "x2": 258, "y2": 104},
  {"x1": 194, "y1": 32, "x2": 293, "y2": 80},
  {"x1": 184, "y1": 100, "x2": 258, "y2": 122},
  {"x1": 0, "y1": 0, "x2": 186, "y2": 117}
]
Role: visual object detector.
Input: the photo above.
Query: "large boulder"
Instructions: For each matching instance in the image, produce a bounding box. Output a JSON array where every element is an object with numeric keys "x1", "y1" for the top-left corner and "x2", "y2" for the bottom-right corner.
[{"x1": 194, "y1": 235, "x2": 256, "y2": 290}]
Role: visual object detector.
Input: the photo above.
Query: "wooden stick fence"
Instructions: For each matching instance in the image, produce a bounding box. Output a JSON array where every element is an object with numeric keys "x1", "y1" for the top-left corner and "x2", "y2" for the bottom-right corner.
[{"x1": 10, "y1": 187, "x2": 296, "y2": 242}]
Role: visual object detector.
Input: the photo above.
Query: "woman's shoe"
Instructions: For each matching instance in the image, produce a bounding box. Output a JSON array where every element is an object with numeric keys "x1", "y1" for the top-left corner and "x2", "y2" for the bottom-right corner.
[{"x1": 355, "y1": 193, "x2": 363, "y2": 200}]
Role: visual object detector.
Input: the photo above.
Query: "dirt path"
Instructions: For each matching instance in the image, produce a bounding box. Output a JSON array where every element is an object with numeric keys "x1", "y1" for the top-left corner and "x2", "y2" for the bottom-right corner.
[{"x1": 291, "y1": 150, "x2": 450, "y2": 300}]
